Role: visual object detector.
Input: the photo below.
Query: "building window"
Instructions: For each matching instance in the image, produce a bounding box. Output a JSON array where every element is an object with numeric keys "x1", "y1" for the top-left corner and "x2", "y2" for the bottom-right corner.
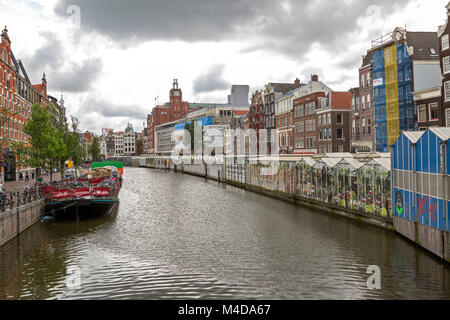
[
  {"x1": 445, "y1": 81, "x2": 450, "y2": 102},
  {"x1": 418, "y1": 105, "x2": 427, "y2": 122},
  {"x1": 446, "y1": 109, "x2": 450, "y2": 127},
  {"x1": 362, "y1": 118, "x2": 366, "y2": 135},
  {"x1": 337, "y1": 113, "x2": 343, "y2": 124},
  {"x1": 352, "y1": 120, "x2": 355, "y2": 136},
  {"x1": 429, "y1": 103, "x2": 439, "y2": 121},
  {"x1": 444, "y1": 56, "x2": 450, "y2": 74},
  {"x1": 442, "y1": 34, "x2": 449, "y2": 51},
  {"x1": 337, "y1": 128, "x2": 343, "y2": 139},
  {"x1": 368, "y1": 119, "x2": 371, "y2": 134}
]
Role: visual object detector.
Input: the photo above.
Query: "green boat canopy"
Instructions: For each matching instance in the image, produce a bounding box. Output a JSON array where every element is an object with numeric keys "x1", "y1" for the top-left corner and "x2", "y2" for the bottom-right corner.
[{"x1": 91, "y1": 161, "x2": 123, "y2": 170}]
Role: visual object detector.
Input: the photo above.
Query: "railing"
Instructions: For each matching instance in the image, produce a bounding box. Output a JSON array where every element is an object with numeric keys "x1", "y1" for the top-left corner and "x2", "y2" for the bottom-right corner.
[{"x1": 0, "y1": 186, "x2": 45, "y2": 212}]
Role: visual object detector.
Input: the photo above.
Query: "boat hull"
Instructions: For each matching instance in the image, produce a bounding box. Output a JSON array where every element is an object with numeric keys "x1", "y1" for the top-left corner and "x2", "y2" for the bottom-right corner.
[{"x1": 45, "y1": 198, "x2": 119, "y2": 220}]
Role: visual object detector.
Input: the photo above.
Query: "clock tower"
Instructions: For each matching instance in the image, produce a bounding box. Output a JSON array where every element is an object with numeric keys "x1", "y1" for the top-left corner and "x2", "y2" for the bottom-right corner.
[{"x1": 169, "y1": 79, "x2": 185, "y2": 121}]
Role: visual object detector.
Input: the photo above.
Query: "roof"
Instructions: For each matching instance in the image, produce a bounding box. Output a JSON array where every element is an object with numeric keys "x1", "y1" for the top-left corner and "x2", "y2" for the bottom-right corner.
[
  {"x1": 403, "y1": 131, "x2": 425, "y2": 144},
  {"x1": 314, "y1": 158, "x2": 342, "y2": 168},
  {"x1": 324, "y1": 152, "x2": 353, "y2": 158},
  {"x1": 406, "y1": 31, "x2": 439, "y2": 61},
  {"x1": 275, "y1": 84, "x2": 307, "y2": 102},
  {"x1": 430, "y1": 127, "x2": 450, "y2": 141},
  {"x1": 338, "y1": 158, "x2": 365, "y2": 170},
  {"x1": 296, "y1": 157, "x2": 317, "y2": 167},
  {"x1": 125, "y1": 123, "x2": 134, "y2": 133},
  {"x1": 268, "y1": 83, "x2": 298, "y2": 94},
  {"x1": 363, "y1": 158, "x2": 391, "y2": 171}
]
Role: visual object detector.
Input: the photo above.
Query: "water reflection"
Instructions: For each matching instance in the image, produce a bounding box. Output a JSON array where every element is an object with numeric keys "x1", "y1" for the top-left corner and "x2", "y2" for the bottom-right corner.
[{"x1": 0, "y1": 168, "x2": 449, "y2": 299}]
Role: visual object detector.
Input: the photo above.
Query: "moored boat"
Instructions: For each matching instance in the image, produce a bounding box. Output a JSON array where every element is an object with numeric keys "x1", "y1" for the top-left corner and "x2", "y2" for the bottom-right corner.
[{"x1": 44, "y1": 161, "x2": 123, "y2": 220}]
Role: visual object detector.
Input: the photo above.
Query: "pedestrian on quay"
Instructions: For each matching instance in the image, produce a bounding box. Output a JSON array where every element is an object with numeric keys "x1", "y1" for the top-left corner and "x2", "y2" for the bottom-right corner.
[
  {"x1": 25, "y1": 172, "x2": 29, "y2": 182},
  {"x1": 19, "y1": 172, "x2": 23, "y2": 181},
  {"x1": 32, "y1": 171, "x2": 35, "y2": 180}
]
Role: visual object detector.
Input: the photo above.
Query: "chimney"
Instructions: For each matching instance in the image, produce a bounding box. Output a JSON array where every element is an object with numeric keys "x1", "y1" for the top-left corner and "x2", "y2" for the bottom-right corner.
[
  {"x1": 294, "y1": 78, "x2": 301, "y2": 88},
  {"x1": 311, "y1": 75, "x2": 319, "y2": 82}
]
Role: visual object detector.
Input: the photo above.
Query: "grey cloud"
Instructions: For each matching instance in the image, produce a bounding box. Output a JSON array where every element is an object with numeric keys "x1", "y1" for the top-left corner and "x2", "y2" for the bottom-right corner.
[
  {"x1": 193, "y1": 64, "x2": 230, "y2": 94},
  {"x1": 83, "y1": 99, "x2": 148, "y2": 119},
  {"x1": 21, "y1": 32, "x2": 102, "y2": 93},
  {"x1": 48, "y1": 58, "x2": 102, "y2": 93},
  {"x1": 54, "y1": 0, "x2": 412, "y2": 60}
]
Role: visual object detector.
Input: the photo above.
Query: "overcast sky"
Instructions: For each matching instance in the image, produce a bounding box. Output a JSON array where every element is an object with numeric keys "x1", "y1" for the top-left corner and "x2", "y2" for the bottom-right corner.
[{"x1": 0, "y1": 0, "x2": 448, "y2": 133}]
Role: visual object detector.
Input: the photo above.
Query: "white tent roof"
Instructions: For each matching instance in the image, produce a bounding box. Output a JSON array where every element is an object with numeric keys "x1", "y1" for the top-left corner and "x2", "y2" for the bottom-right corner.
[
  {"x1": 430, "y1": 127, "x2": 450, "y2": 142},
  {"x1": 338, "y1": 158, "x2": 365, "y2": 170},
  {"x1": 296, "y1": 157, "x2": 317, "y2": 167},
  {"x1": 363, "y1": 158, "x2": 391, "y2": 171},
  {"x1": 324, "y1": 153, "x2": 353, "y2": 158},
  {"x1": 314, "y1": 157, "x2": 341, "y2": 168},
  {"x1": 403, "y1": 131, "x2": 425, "y2": 144}
]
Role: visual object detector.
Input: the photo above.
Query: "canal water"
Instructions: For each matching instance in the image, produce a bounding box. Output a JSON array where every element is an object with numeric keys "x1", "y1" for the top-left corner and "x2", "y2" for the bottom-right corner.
[{"x1": 0, "y1": 167, "x2": 449, "y2": 299}]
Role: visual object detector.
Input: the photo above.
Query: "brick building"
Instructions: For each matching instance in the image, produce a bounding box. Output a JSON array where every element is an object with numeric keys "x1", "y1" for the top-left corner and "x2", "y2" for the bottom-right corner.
[
  {"x1": 0, "y1": 26, "x2": 49, "y2": 181},
  {"x1": 316, "y1": 92, "x2": 352, "y2": 154},
  {"x1": 263, "y1": 80, "x2": 299, "y2": 153},
  {"x1": 147, "y1": 79, "x2": 190, "y2": 154},
  {"x1": 294, "y1": 92, "x2": 322, "y2": 154},
  {"x1": 438, "y1": 2, "x2": 450, "y2": 126},
  {"x1": 293, "y1": 76, "x2": 332, "y2": 154},
  {"x1": 351, "y1": 50, "x2": 375, "y2": 152}
]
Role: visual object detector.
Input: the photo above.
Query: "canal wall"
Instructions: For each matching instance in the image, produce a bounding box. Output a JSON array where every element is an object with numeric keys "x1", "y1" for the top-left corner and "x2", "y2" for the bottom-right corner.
[
  {"x1": 0, "y1": 199, "x2": 45, "y2": 248},
  {"x1": 224, "y1": 178, "x2": 393, "y2": 231},
  {"x1": 393, "y1": 216, "x2": 450, "y2": 263}
]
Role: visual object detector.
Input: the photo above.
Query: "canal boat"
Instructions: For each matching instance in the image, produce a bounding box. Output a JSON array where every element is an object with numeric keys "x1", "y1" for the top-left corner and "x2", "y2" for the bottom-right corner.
[{"x1": 44, "y1": 161, "x2": 123, "y2": 220}]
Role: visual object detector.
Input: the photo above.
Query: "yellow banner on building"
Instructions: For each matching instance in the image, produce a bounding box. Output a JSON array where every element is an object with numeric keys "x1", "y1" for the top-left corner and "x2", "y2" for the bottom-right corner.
[{"x1": 384, "y1": 45, "x2": 400, "y2": 147}]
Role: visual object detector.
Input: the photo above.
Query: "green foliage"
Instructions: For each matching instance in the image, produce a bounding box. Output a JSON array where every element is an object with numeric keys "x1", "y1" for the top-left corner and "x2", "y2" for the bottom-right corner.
[
  {"x1": 89, "y1": 136, "x2": 101, "y2": 162},
  {"x1": 23, "y1": 104, "x2": 55, "y2": 170},
  {"x1": 23, "y1": 104, "x2": 85, "y2": 179}
]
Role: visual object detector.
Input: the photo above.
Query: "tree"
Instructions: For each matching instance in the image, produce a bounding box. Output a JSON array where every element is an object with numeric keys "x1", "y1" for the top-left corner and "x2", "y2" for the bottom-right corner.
[
  {"x1": 23, "y1": 104, "x2": 55, "y2": 183},
  {"x1": 68, "y1": 117, "x2": 84, "y2": 178},
  {"x1": 88, "y1": 136, "x2": 101, "y2": 162}
]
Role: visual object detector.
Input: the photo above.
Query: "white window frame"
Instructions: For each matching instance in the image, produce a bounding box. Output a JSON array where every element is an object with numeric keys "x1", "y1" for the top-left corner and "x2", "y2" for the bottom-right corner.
[
  {"x1": 446, "y1": 109, "x2": 450, "y2": 127},
  {"x1": 444, "y1": 56, "x2": 450, "y2": 74},
  {"x1": 445, "y1": 81, "x2": 450, "y2": 102},
  {"x1": 417, "y1": 104, "x2": 427, "y2": 123},
  {"x1": 442, "y1": 34, "x2": 449, "y2": 51},
  {"x1": 429, "y1": 102, "x2": 439, "y2": 121}
]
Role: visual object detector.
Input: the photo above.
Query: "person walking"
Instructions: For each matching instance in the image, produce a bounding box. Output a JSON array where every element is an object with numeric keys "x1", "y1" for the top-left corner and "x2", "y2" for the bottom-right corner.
[{"x1": 25, "y1": 172, "x2": 29, "y2": 182}]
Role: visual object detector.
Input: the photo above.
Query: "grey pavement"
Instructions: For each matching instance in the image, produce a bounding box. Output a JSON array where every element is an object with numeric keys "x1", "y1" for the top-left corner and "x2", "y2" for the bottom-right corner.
[{"x1": 3, "y1": 174, "x2": 62, "y2": 192}]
